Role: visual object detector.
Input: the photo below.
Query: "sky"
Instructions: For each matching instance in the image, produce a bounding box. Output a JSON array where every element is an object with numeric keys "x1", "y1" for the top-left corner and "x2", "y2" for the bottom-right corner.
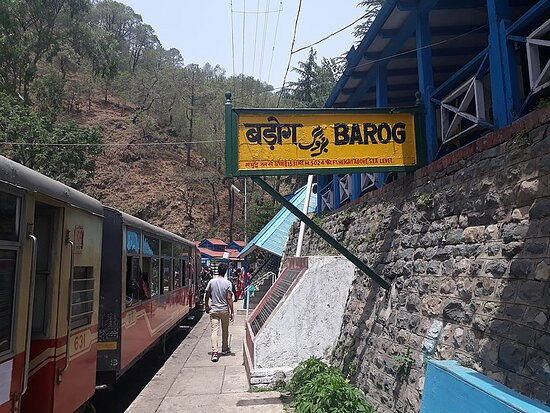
[{"x1": 119, "y1": 0, "x2": 362, "y2": 92}]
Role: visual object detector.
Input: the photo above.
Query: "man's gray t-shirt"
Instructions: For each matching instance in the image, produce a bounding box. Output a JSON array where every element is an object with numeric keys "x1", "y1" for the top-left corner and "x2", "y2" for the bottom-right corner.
[{"x1": 206, "y1": 277, "x2": 232, "y2": 312}]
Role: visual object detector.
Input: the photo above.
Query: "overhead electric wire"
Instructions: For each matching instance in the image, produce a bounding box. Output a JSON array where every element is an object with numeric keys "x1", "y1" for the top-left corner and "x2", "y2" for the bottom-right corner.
[
  {"x1": 232, "y1": 9, "x2": 279, "y2": 14},
  {"x1": 231, "y1": 23, "x2": 487, "y2": 106},
  {"x1": 277, "y1": 0, "x2": 302, "y2": 107},
  {"x1": 292, "y1": 12, "x2": 368, "y2": 55},
  {"x1": 266, "y1": 0, "x2": 283, "y2": 84},
  {"x1": 0, "y1": 140, "x2": 226, "y2": 147},
  {"x1": 252, "y1": 0, "x2": 260, "y2": 77},
  {"x1": 230, "y1": 0, "x2": 236, "y2": 83},
  {"x1": 257, "y1": 0, "x2": 271, "y2": 81}
]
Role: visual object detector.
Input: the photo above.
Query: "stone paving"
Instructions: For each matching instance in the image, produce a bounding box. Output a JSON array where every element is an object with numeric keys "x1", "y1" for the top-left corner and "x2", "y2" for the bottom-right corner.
[{"x1": 126, "y1": 310, "x2": 285, "y2": 413}]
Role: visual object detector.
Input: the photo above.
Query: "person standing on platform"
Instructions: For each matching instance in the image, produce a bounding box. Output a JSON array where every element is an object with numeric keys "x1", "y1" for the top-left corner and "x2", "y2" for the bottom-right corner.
[{"x1": 204, "y1": 262, "x2": 234, "y2": 362}]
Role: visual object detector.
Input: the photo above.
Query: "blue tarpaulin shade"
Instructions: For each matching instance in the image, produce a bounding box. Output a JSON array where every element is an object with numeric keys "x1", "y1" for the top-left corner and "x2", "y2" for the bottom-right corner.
[{"x1": 239, "y1": 185, "x2": 317, "y2": 258}]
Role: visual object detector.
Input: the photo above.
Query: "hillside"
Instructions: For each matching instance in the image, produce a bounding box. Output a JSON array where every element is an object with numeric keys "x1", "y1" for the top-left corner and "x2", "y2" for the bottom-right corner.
[{"x1": 68, "y1": 98, "x2": 242, "y2": 241}]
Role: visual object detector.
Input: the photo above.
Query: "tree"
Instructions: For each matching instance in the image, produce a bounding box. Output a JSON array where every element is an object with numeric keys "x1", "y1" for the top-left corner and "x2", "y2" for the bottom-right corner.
[
  {"x1": 354, "y1": 0, "x2": 383, "y2": 39},
  {"x1": 0, "y1": 91, "x2": 104, "y2": 189},
  {"x1": 0, "y1": 0, "x2": 90, "y2": 101},
  {"x1": 289, "y1": 48, "x2": 318, "y2": 106}
]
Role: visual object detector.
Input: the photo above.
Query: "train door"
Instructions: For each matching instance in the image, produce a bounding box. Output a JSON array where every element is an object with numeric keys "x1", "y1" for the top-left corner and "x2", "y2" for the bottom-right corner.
[{"x1": 22, "y1": 202, "x2": 61, "y2": 413}]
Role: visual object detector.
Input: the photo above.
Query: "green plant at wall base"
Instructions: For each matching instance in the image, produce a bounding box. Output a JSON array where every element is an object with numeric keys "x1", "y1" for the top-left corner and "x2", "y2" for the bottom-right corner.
[
  {"x1": 346, "y1": 358, "x2": 358, "y2": 378},
  {"x1": 534, "y1": 97, "x2": 550, "y2": 110},
  {"x1": 292, "y1": 372, "x2": 375, "y2": 413},
  {"x1": 510, "y1": 129, "x2": 532, "y2": 148},
  {"x1": 395, "y1": 349, "x2": 415, "y2": 377},
  {"x1": 416, "y1": 192, "x2": 434, "y2": 209},
  {"x1": 288, "y1": 358, "x2": 375, "y2": 413},
  {"x1": 288, "y1": 357, "x2": 334, "y2": 394}
]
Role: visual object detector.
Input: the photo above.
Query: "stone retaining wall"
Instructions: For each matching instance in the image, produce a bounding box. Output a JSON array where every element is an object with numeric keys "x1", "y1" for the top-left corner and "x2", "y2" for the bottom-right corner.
[{"x1": 284, "y1": 108, "x2": 550, "y2": 412}]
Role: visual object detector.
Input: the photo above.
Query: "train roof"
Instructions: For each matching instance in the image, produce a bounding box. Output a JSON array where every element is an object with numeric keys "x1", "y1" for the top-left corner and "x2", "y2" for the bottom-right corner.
[
  {"x1": 105, "y1": 206, "x2": 196, "y2": 247},
  {"x1": 0, "y1": 155, "x2": 103, "y2": 217}
]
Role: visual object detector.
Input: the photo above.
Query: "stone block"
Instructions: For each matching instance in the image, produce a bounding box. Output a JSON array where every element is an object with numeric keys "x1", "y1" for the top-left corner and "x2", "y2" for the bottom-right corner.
[
  {"x1": 442, "y1": 301, "x2": 471, "y2": 323},
  {"x1": 509, "y1": 259, "x2": 533, "y2": 278},
  {"x1": 502, "y1": 223, "x2": 529, "y2": 243},
  {"x1": 511, "y1": 206, "x2": 530, "y2": 222},
  {"x1": 524, "y1": 308, "x2": 548, "y2": 329},
  {"x1": 445, "y1": 228, "x2": 464, "y2": 244},
  {"x1": 523, "y1": 238, "x2": 548, "y2": 255},
  {"x1": 524, "y1": 351, "x2": 550, "y2": 383},
  {"x1": 534, "y1": 260, "x2": 549, "y2": 281},
  {"x1": 536, "y1": 334, "x2": 550, "y2": 352},
  {"x1": 503, "y1": 304, "x2": 525, "y2": 321},
  {"x1": 508, "y1": 323, "x2": 536, "y2": 346},
  {"x1": 457, "y1": 278, "x2": 473, "y2": 300},
  {"x1": 498, "y1": 340, "x2": 526, "y2": 373},
  {"x1": 485, "y1": 259, "x2": 508, "y2": 277},
  {"x1": 502, "y1": 241, "x2": 524, "y2": 258},
  {"x1": 529, "y1": 197, "x2": 550, "y2": 220},
  {"x1": 517, "y1": 179, "x2": 545, "y2": 206},
  {"x1": 475, "y1": 279, "x2": 495, "y2": 298},
  {"x1": 517, "y1": 280, "x2": 544, "y2": 302},
  {"x1": 463, "y1": 226, "x2": 486, "y2": 243}
]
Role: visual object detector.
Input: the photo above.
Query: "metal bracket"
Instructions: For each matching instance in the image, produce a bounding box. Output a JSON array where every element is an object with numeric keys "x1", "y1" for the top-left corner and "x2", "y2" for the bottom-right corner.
[{"x1": 252, "y1": 177, "x2": 390, "y2": 290}]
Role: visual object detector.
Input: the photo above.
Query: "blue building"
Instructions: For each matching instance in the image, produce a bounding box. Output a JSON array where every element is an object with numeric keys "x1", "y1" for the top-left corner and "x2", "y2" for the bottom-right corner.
[{"x1": 319, "y1": 0, "x2": 550, "y2": 213}]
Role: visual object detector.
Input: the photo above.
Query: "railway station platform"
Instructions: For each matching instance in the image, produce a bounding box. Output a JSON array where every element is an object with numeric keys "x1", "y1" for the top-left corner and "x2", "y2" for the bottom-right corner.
[{"x1": 126, "y1": 310, "x2": 285, "y2": 413}]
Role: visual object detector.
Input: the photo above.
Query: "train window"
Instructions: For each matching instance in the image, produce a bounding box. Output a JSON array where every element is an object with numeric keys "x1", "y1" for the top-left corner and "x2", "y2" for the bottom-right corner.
[
  {"x1": 0, "y1": 192, "x2": 20, "y2": 241},
  {"x1": 162, "y1": 258, "x2": 172, "y2": 293},
  {"x1": 0, "y1": 250, "x2": 16, "y2": 353},
  {"x1": 182, "y1": 259, "x2": 188, "y2": 286},
  {"x1": 125, "y1": 256, "x2": 141, "y2": 307},
  {"x1": 161, "y1": 241, "x2": 172, "y2": 257},
  {"x1": 150, "y1": 258, "x2": 160, "y2": 297},
  {"x1": 143, "y1": 236, "x2": 159, "y2": 256},
  {"x1": 173, "y1": 259, "x2": 182, "y2": 289},
  {"x1": 126, "y1": 229, "x2": 140, "y2": 254},
  {"x1": 173, "y1": 244, "x2": 183, "y2": 258},
  {"x1": 71, "y1": 267, "x2": 94, "y2": 330}
]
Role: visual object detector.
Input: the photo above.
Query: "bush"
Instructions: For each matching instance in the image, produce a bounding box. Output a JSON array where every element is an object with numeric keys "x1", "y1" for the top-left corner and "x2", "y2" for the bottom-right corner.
[
  {"x1": 288, "y1": 357, "x2": 333, "y2": 394},
  {"x1": 289, "y1": 357, "x2": 375, "y2": 413}
]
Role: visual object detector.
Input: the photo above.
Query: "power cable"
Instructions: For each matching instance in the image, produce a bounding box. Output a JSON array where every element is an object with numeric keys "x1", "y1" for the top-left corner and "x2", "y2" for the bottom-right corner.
[
  {"x1": 252, "y1": 0, "x2": 260, "y2": 77},
  {"x1": 232, "y1": 9, "x2": 279, "y2": 14},
  {"x1": 258, "y1": 0, "x2": 271, "y2": 81},
  {"x1": 292, "y1": 12, "x2": 368, "y2": 55},
  {"x1": 241, "y1": 0, "x2": 246, "y2": 96},
  {"x1": 266, "y1": 0, "x2": 283, "y2": 85},
  {"x1": 277, "y1": 0, "x2": 302, "y2": 106},
  {"x1": 234, "y1": 23, "x2": 487, "y2": 105},
  {"x1": 0, "y1": 140, "x2": 226, "y2": 147},
  {"x1": 230, "y1": 0, "x2": 236, "y2": 84}
]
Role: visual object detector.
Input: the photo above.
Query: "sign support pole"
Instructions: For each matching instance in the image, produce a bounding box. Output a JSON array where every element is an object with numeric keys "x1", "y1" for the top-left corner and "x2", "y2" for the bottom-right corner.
[{"x1": 252, "y1": 176, "x2": 390, "y2": 290}]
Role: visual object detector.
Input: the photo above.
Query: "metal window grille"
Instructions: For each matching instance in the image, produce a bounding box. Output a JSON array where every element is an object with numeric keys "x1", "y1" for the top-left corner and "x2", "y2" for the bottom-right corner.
[{"x1": 71, "y1": 267, "x2": 94, "y2": 330}]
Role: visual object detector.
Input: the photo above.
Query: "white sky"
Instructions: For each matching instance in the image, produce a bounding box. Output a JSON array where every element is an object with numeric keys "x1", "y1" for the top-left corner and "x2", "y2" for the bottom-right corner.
[{"x1": 119, "y1": 0, "x2": 362, "y2": 90}]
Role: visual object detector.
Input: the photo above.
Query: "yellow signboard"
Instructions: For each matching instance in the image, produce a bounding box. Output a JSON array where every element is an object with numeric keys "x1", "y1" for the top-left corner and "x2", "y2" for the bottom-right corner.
[{"x1": 226, "y1": 108, "x2": 421, "y2": 176}]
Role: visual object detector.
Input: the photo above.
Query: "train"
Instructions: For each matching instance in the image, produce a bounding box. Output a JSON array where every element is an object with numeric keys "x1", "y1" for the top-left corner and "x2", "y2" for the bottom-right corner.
[{"x1": 0, "y1": 155, "x2": 201, "y2": 413}]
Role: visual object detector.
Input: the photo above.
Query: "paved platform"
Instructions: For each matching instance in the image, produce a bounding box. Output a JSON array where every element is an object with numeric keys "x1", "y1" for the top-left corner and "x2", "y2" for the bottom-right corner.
[{"x1": 126, "y1": 311, "x2": 285, "y2": 413}]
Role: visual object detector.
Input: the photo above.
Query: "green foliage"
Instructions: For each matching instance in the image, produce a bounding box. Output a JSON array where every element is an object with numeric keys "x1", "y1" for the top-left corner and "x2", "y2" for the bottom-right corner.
[
  {"x1": 288, "y1": 49, "x2": 342, "y2": 108},
  {"x1": 0, "y1": 91, "x2": 103, "y2": 188},
  {"x1": 288, "y1": 357, "x2": 334, "y2": 394},
  {"x1": 416, "y1": 192, "x2": 434, "y2": 209},
  {"x1": 289, "y1": 358, "x2": 374, "y2": 413},
  {"x1": 354, "y1": 1, "x2": 384, "y2": 39},
  {"x1": 510, "y1": 129, "x2": 532, "y2": 148},
  {"x1": 395, "y1": 349, "x2": 415, "y2": 378},
  {"x1": 248, "y1": 191, "x2": 280, "y2": 237}
]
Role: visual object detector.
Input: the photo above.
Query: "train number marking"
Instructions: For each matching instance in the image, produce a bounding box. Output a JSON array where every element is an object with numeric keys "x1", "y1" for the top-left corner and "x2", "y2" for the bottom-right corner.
[{"x1": 72, "y1": 331, "x2": 88, "y2": 353}]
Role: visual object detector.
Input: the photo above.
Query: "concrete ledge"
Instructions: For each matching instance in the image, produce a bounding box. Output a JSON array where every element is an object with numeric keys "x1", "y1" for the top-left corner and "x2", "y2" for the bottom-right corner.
[{"x1": 420, "y1": 360, "x2": 550, "y2": 413}]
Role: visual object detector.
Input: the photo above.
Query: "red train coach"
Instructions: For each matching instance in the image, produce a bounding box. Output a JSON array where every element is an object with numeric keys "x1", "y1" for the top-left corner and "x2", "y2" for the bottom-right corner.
[
  {"x1": 0, "y1": 155, "x2": 201, "y2": 412},
  {"x1": 96, "y1": 208, "x2": 200, "y2": 385}
]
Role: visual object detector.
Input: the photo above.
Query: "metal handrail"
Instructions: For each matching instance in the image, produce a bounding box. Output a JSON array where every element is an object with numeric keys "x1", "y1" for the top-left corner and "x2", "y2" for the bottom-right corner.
[
  {"x1": 57, "y1": 234, "x2": 74, "y2": 382},
  {"x1": 22, "y1": 232, "x2": 37, "y2": 395}
]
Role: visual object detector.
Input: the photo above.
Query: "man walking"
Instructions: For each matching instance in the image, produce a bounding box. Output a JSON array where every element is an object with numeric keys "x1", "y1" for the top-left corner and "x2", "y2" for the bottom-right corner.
[{"x1": 204, "y1": 262, "x2": 234, "y2": 362}]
